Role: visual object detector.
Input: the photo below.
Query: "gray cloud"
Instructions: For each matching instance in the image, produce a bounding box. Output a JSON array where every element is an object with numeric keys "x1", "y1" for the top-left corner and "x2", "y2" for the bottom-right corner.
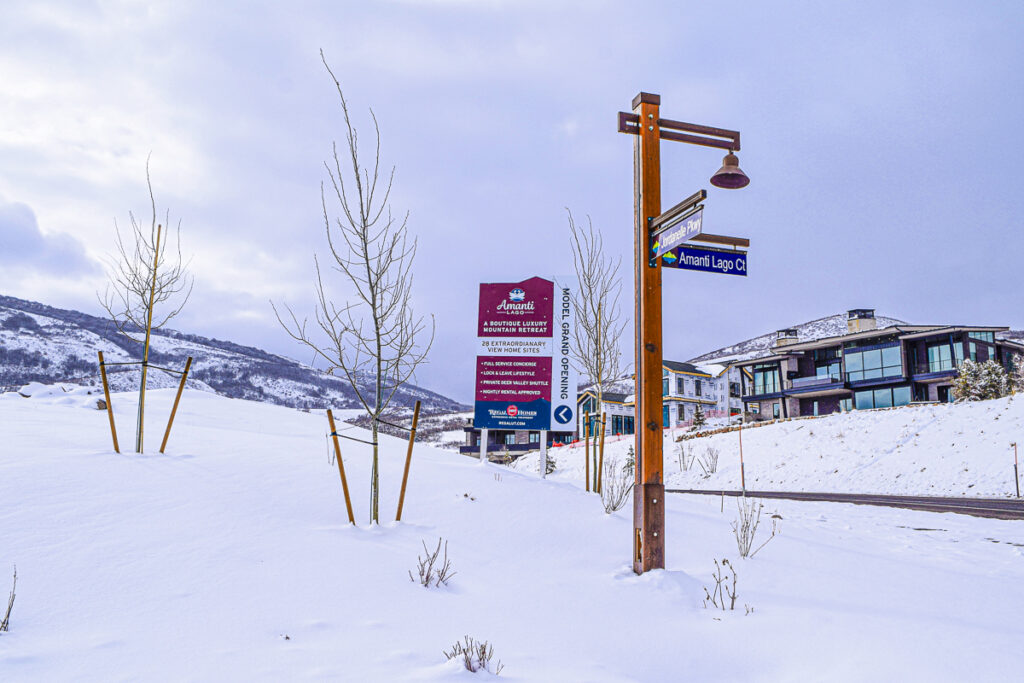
[{"x1": 0, "y1": 198, "x2": 99, "y2": 276}]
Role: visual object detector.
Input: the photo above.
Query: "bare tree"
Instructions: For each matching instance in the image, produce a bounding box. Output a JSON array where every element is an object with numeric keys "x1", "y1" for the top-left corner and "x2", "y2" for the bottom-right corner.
[
  {"x1": 98, "y1": 157, "x2": 193, "y2": 452},
  {"x1": 567, "y1": 210, "x2": 625, "y2": 484},
  {"x1": 273, "y1": 51, "x2": 433, "y2": 524}
]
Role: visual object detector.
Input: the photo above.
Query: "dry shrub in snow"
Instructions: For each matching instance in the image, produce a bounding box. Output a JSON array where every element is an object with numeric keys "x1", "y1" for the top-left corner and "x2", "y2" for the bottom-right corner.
[
  {"x1": 697, "y1": 446, "x2": 720, "y2": 477},
  {"x1": 702, "y1": 558, "x2": 738, "y2": 611},
  {"x1": 732, "y1": 496, "x2": 780, "y2": 558},
  {"x1": 1, "y1": 566, "x2": 15, "y2": 633},
  {"x1": 443, "y1": 635, "x2": 503, "y2": 675},
  {"x1": 675, "y1": 442, "x2": 694, "y2": 472},
  {"x1": 409, "y1": 538, "x2": 455, "y2": 588},
  {"x1": 601, "y1": 460, "x2": 633, "y2": 514}
]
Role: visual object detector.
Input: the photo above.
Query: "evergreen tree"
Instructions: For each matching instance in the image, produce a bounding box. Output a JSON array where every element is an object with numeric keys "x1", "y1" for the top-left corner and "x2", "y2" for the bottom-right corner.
[
  {"x1": 622, "y1": 445, "x2": 635, "y2": 475},
  {"x1": 952, "y1": 359, "x2": 1010, "y2": 401},
  {"x1": 692, "y1": 404, "x2": 707, "y2": 429}
]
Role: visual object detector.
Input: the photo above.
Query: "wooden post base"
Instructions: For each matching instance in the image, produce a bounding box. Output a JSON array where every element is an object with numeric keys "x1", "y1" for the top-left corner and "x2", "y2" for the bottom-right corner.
[{"x1": 633, "y1": 482, "x2": 665, "y2": 574}]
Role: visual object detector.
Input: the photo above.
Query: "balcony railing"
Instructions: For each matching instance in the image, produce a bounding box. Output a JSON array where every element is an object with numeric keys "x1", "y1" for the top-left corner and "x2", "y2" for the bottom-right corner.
[
  {"x1": 912, "y1": 360, "x2": 958, "y2": 375},
  {"x1": 790, "y1": 373, "x2": 844, "y2": 389}
]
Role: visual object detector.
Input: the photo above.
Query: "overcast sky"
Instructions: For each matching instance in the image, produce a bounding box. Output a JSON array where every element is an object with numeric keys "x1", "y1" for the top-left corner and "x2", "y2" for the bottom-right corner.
[{"x1": 2, "y1": 0, "x2": 1023, "y2": 403}]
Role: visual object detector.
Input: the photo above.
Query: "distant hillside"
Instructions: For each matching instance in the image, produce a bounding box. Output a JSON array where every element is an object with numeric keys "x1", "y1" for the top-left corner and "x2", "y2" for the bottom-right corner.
[
  {"x1": 0, "y1": 294, "x2": 466, "y2": 413},
  {"x1": 688, "y1": 312, "x2": 909, "y2": 364}
]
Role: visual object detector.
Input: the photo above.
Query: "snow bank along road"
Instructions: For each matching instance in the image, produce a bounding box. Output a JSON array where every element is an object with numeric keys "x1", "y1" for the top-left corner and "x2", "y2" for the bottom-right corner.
[
  {"x1": 668, "y1": 489, "x2": 1024, "y2": 520},
  {"x1": 3, "y1": 386, "x2": 1024, "y2": 680}
]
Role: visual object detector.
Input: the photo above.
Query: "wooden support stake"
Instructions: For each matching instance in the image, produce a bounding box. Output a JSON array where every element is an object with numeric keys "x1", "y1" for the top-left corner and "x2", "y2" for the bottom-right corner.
[
  {"x1": 98, "y1": 351, "x2": 119, "y2": 453},
  {"x1": 159, "y1": 357, "x2": 192, "y2": 454},
  {"x1": 597, "y1": 412, "x2": 607, "y2": 493},
  {"x1": 395, "y1": 400, "x2": 421, "y2": 521},
  {"x1": 326, "y1": 409, "x2": 356, "y2": 524},
  {"x1": 584, "y1": 411, "x2": 591, "y2": 492},
  {"x1": 739, "y1": 422, "x2": 746, "y2": 492}
]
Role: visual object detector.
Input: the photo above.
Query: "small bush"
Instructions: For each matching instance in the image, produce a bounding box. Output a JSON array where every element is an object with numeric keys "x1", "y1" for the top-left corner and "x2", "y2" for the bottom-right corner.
[
  {"x1": 443, "y1": 635, "x2": 503, "y2": 675},
  {"x1": 1, "y1": 566, "x2": 15, "y2": 633},
  {"x1": 732, "y1": 496, "x2": 780, "y2": 558},
  {"x1": 675, "y1": 442, "x2": 694, "y2": 472},
  {"x1": 697, "y1": 446, "x2": 720, "y2": 477},
  {"x1": 601, "y1": 460, "x2": 633, "y2": 513},
  {"x1": 409, "y1": 538, "x2": 456, "y2": 588},
  {"x1": 702, "y1": 558, "x2": 737, "y2": 611}
]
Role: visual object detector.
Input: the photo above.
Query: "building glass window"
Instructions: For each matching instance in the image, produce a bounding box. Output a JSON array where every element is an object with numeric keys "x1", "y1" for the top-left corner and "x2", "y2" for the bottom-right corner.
[
  {"x1": 970, "y1": 342, "x2": 977, "y2": 362},
  {"x1": 926, "y1": 344, "x2": 954, "y2": 373},
  {"x1": 969, "y1": 331, "x2": 995, "y2": 343},
  {"x1": 772, "y1": 403, "x2": 780, "y2": 419},
  {"x1": 840, "y1": 398, "x2": 852, "y2": 412},
  {"x1": 846, "y1": 344, "x2": 901, "y2": 382},
  {"x1": 504, "y1": 433, "x2": 516, "y2": 445},
  {"x1": 528, "y1": 432, "x2": 539, "y2": 443},
  {"x1": 695, "y1": 380, "x2": 702, "y2": 396},
  {"x1": 624, "y1": 416, "x2": 635, "y2": 434},
  {"x1": 854, "y1": 385, "x2": 911, "y2": 410},
  {"x1": 752, "y1": 364, "x2": 781, "y2": 395},
  {"x1": 662, "y1": 405, "x2": 669, "y2": 427},
  {"x1": 663, "y1": 378, "x2": 669, "y2": 396},
  {"x1": 677, "y1": 377, "x2": 684, "y2": 394}
]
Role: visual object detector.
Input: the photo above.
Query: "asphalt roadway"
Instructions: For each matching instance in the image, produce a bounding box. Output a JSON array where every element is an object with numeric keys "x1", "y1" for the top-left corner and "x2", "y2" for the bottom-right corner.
[{"x1": 666, "y1": 489, "x2": 1024, "y2": 520}]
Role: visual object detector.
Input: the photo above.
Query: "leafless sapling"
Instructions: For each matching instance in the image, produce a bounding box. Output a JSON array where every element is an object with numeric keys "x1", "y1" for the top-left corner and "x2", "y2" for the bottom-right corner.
[
  {"x1": 98, "y1": 157, "x2": 193, "y2": 452},
  {"x1": 601, "y1": 458, "x2": 634, "y2": 513},
  {"x1": 272, "y1": 51, "x2": 434, "y2": 523},
  {"x1": 567, "y1": 210, "x2": 625, "y2": 490}
]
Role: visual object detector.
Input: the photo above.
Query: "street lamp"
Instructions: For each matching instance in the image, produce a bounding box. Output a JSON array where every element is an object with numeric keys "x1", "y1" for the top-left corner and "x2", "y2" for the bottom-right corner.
[{"x1": 618, "y1": 92, "x2": 749, "y2": 574}]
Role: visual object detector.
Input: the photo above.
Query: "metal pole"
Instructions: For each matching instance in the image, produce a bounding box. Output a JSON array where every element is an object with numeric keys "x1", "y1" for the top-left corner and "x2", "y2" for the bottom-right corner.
[
  {"x1": 97, "y1": 351, "x2": 120, "y2": 453},
  {"x1": 632, "y1": 92, "x2": 665, "y2": 574},
  {"x1": 135, "y1": 224, "x2": 162, "y2": 453},
  {"x1": 597, "y1": 412, "x2": 607, "y2": 493},
  {"x1": 327, "y1": 409, "x2": 356, "y2": 524},
  {"x1": 159, "y1": 356, "x2": 192, "y2": 453},
  {"x1": 479, "y1": 427, "x2": 488, "y2": 463},
  {"x1": 539, "y1": 429, "x2": 548, "y2": 479},
  {"x1": 395, "y1": 400, "x2": 421, "y2": 521}
]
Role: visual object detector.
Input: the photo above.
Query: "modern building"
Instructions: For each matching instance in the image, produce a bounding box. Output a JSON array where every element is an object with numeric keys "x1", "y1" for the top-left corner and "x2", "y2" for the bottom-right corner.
[
  {"x1": 737, "y1": 309, "x2": 1024, "y2": 420},
  {"x1": 459, "y1": 424, "x2": 574, "y2": 457},
  {"x1": 575, "y1": 360, "x2": 742, "y2": 438}
]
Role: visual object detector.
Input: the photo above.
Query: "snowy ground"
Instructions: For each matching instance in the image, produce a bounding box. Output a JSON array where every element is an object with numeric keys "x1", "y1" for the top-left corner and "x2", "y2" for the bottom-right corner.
[
  {"x1": 534, "y1": 396, "x2": 1024, "y2": 499},
  {"x1": 2, "y1": 387, "x2": 1023, "y2": 680}
]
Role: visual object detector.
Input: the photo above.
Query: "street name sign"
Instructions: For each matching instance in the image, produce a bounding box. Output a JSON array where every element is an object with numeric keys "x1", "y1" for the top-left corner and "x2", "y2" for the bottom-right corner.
[
  {"x1": 474, "y1": 276, "x2": 577, "y2": 431},
  {"x1": 651, "y1": 206, "x2": 703, "y2": 258},
  {"x1": 661, "y1": 244, "x2": 748, "y2": 276}
]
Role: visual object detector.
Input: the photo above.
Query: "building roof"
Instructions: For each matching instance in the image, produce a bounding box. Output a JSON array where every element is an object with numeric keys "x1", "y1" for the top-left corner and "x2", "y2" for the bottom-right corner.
[{"x1": 663, "y1": 359, "x2": 711, "y2": 376}]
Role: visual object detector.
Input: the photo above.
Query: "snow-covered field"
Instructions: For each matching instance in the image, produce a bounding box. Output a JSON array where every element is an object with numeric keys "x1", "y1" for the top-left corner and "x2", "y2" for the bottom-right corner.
[
  {"x1": 536, "y1": 396, "x2": 1024, "y2": 499},
  {"x1": 2, "y1": 387, "x2": 1023, "y2": 680}
]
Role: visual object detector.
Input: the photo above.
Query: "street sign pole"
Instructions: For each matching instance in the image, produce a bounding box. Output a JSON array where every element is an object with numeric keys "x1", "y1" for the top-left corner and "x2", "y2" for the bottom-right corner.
[
  {"x1": 632, "y1": 92, "x2": 665, "y2": 574},
  {"x1": 620, "y1": 92, "x2": 749, "y2": 575}
]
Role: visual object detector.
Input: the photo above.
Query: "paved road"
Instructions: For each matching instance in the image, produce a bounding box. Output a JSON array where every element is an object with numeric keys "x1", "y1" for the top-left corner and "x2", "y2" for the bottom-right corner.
[{"x1": 666, "y1": 488, "x2": 1024, "y2": 520}]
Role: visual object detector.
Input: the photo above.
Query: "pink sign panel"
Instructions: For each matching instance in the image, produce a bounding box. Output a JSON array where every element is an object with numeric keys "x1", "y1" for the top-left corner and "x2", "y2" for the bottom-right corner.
[
  {"x1": 477, "y1": 277, "x2": 554, "y2": 338},
  {"x1": 474, "y1": 356, "x2": 553, "y2": 403}
]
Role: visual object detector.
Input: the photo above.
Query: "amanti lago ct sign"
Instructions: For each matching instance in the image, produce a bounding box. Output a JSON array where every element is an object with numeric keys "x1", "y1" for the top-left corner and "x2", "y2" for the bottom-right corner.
[{"x1": 661, "y1": 244, "x2": 747, "y2": 276}]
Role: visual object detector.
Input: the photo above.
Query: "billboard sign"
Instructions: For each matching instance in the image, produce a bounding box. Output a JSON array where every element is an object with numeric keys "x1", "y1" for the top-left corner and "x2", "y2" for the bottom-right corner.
[
  {"x1": 661, "y1": 244, "x2": 748, "y2": 277},
  {"x1": 474, "y1": 276, "x2": 577, "y2": 431}
]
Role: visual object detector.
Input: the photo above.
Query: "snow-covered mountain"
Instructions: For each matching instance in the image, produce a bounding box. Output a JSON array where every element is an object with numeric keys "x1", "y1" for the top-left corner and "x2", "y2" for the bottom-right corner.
[
  {"x1": 688, "y1": 312, "x2": 909, "y2": 364},
  {"x1": 0, "y1": 294, "x2": 466, "y2": 413}
]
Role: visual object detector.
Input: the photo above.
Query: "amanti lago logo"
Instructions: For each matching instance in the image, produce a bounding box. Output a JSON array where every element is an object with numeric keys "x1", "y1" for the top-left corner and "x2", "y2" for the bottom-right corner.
[
  {"x1": 509, "y1": 288, "x2": 526, "y2": 302},
  {"x1": 506, "y1": 405, "x2": 519, "y2": 417}
]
